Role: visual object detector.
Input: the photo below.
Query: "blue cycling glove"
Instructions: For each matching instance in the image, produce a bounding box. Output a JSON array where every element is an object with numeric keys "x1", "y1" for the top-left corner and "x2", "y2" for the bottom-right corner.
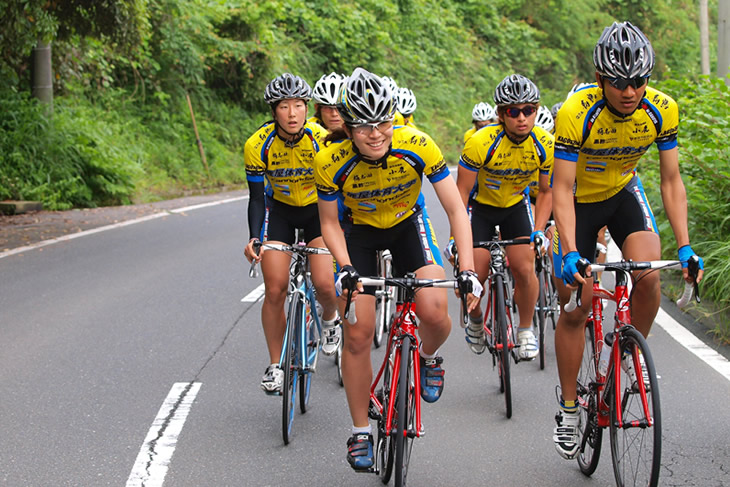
[
  {"x1": 678, "y1": 245, "x2": 704, "y2": 270},
  {"x1": 530, "y1": 230, "x2": 547, "y2": 254},
  {"x1": 561, "y1": 251, "x2": 581, "y2": 286}
]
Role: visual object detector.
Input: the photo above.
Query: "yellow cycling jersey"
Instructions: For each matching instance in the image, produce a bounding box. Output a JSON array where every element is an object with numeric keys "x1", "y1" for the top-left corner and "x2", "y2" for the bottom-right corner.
[
  {"x1": 555, "y1": 85, "x2": 678, "y2": 203},
  {"x1": 307, "y1": 115, "x2": 325, "y2": 127},
  {"x1": 244, "y1": 121, "x2": 328, "y2": 207},
  {"x1": 463, "y1": 127, "x2": 476, "y2": 143},
  {"x1": 393, "y1": 111, "x2": 417, "y2": 129},
  {"x1": 460, "y1": 124, "x2": 554, "y2": 208},
  {"x1": 315, "y1": 125, "x2": 450, "y2": 229}
]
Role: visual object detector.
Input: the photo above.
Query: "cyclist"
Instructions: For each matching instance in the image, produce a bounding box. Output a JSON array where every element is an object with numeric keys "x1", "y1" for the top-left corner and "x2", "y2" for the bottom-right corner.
[
  {"x1": 310, "y1": 72, "x2": 346, "y2": 132},
  {"x1": 314, "y1": 67, "x2": 481, "y2": 471},
  {"x1": 243, "y1": 73, "x2": 342, "y2": 395},
  {"x1": 551, "y1": 21, "x2": 704, "y2": 460},
  {"x1": 456, "y1": 74, "x2": 554, "y2": 360},
  {"x1": 395, "y1": 86, "x2": 418, "y2": 128},
  {"x1": 463, "y1": 102, "x2": 497, "y2": 143}
]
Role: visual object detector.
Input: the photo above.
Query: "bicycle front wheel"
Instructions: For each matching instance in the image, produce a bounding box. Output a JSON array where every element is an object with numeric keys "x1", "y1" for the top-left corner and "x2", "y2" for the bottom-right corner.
[
  {"x1": 577, "y1": 319, "x2": 602, "y2": 475},
  {"x1": 299, "y1": 298, "x2": 319, "y2": 413},
  {"x1": 495, "y1": 276, "x2": 512, "y2": 419},
  {"x1": 535, "y1": 270, "x2": 547, "y2": 370},
  {"x1": 609, "y1": 327, "x2": 661, "y2": 487},
  {"x1": 394, "y1": 335, "x2": 415, "y2": 487},
  {"x1": 282, "y1": 295, "x2": 302, "y2": 445},
  {"x1": 377, "y1": 344, "x2": 395, "y2": 484}
]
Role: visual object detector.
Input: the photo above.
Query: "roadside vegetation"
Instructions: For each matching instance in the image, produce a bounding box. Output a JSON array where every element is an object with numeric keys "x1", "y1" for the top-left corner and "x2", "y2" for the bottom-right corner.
[{"x1": 1, "y1": 0, "x2": 727, "y2": 341}]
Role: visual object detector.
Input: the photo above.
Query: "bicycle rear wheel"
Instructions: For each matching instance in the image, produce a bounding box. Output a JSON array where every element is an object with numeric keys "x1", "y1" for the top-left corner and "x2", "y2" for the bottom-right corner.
[
  {"x1": 495, "y1": 276, "x2": 512, "y2": 419},
  {"x1": 577, "y1": 318, "x2": 602, "y2": 475},
  {"x1": 299, "y1": 298, "x2": 318, "y2": 413},
  {"x1": 282, "y1": 295, "x2": 302, "y2": 445},
  {"x1": 394, "y1": 335, "x2": 415, "y2": 487},
  {"x1": 609, "y1": 327, "x2": 661, "y2": 487}
]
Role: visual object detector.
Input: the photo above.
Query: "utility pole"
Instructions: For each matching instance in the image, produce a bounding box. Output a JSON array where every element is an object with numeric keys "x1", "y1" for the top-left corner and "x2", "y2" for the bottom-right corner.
[
  {"x1": 32, "y1": 40, "x2": 53, "y2": 112},
  {"x1": 720, "y1": 0, "x2": 730, "y2": 85},
  {"x1": 700, "y1": 0, "x2": 710, "y2": 75}
]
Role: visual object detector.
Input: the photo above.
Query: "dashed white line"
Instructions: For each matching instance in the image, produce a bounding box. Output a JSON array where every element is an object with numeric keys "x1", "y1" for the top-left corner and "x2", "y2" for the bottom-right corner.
[{"x1": 126, "y1": 382, "x2": 202, "y2": 487}]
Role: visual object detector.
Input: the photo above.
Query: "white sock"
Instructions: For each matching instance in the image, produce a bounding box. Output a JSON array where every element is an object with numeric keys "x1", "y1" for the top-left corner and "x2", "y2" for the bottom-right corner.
[
  {"x1": 419, "y1": 343, "x2": 439, "y2": 360},
  {"x1": 322, "y1": 312, "x2": 340, "y2": 328},
  {"x1": 352, "y1": 425, "x2": 372, "y2": 435}
]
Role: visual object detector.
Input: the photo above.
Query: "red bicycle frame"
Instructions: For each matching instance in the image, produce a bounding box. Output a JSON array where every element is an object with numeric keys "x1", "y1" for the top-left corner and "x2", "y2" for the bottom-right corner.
[
  {"x1": 587, "y1": 270, "x2": 654, "y2": 429},
  {"x1": 370, "y1": 301, "x2": 422, "y2": 439}
]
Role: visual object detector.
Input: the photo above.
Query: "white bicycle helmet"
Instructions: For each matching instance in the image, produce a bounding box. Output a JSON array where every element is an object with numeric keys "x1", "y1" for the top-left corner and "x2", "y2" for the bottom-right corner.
[
  {"x1": 472, "y1": 102, "x2": 496, "y2": 122},
  {"x1": 535, "y1": 105, "x2": 554, "y2": 132},
  {"x1": 312, "y1": 72, "x2": 346, "y2": 106},
  {"x1": 494, "y1": 74, "x2": 540, "y2": 106},
  {"x1": 380, "y1": 76, "x2": 399, "y2": 97},
  {"x1": 566, "y1": 82, "x2": 594, "y2": 100},
  {"x1": 593, "y1": 21, "x2": 654, "y2": 78},
  {"x1": 396, "y1": 87, "x2": 417, "y2": 116},
  {"x1": 338, "y1": 67, "x2": 397, "y2": 125},
  {"x1": 264, "y1": 73, "x2": 312, "y2": 105}
]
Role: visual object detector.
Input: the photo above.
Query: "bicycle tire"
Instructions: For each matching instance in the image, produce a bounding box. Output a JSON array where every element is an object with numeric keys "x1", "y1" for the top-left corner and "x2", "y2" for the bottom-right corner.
[
  {"x1": 374, "y1": 255, "x2": 393, "y2": 348},
  {"x1": 577, "y1": 318, "x2": 603, "y2": 475},
  {"x1": 609, "y1": 327, "x2": 661, "y2": 487},
  {"x1": 495, "y1": 275, "x2": 512, "y2": 419},
  {"x1": 282, "y1": 295, "x2": 302, "y2": 445},
  {"x1": 535, "y1": 270, "x2": 547, "y2": 370},
  {"x1": 394, "y1": 335, "x2": 415, "y2": 487},
  {"x1": 299, "y1": 297, "x2": 318, "y2": 413},
  {"x1": 378, "y1": 346, "x2": 396, "y2": 484},
  {"x1": 335, "y1": 340, "x2": 343, "y2": 387}
]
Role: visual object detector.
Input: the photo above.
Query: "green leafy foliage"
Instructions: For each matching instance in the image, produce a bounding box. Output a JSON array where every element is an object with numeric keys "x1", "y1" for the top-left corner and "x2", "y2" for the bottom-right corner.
[{"x1": 640, "y1": 76, "x2": 730, "y2": 339}]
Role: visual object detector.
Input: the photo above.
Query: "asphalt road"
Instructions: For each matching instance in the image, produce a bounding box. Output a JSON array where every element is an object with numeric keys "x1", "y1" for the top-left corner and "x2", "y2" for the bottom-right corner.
[{"x1": 1, "y1": 187, "x2": 729, "y2": 486}]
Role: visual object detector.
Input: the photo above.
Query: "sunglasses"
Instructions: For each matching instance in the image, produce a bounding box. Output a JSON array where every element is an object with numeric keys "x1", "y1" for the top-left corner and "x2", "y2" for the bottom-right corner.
[
  {"x1": 603, "y1": 76, "x2": 649, "y2": 91},
  {"x1": 349, "y1": 120, "x2": 393, "y2": 136},
  {"x1": 504, "y1": 106, "x2": 537, "y2": 118}
]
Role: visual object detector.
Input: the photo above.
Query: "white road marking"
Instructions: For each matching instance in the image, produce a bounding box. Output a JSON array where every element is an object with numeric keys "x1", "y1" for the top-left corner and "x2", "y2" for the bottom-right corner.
[
  {"x1": 241, "y1": 283, "x2": 266, "y2": 302},
  {"x1": 0, "y1": 195, "x2": 248, "y2": 260},
  {"x1": 126, "y1": 382, "x2": 202, "y2": 487},
  {"x1": 607, "y1": 239, "x2": 730, "y2": 382}
]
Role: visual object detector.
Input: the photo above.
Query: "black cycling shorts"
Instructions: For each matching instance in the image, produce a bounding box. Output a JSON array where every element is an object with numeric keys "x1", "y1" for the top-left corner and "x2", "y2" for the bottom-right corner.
[
  {"x1": 262, "y1": 199, "x2": 322, "y2": 244},
  {"x1": 468, "y1": 196, "x2": 534, "y2": 243},
  {"x1": 344, "y1": 209, "x2": 443, "y2": 295},
  {"x1": 552, "y1": 175, "x2": 658, "y2": 274}
]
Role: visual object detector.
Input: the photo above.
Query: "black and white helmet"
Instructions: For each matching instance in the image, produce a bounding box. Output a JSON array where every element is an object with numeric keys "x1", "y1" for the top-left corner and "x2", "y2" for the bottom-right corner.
[
  {"x1": 263, "y1": 73, "x2": 312, "y2": 105},
  {"x1": 535, "y1": 106, "x2": 554, "y2": 133},
  {"x1": 550, "y1": 102, "x2": 563, "y2": 119},
  {"x1": 396, "y1": 87, "x2": 417, "y2": 116},
  {"x1": 593, "y1": 21, "x2": 654, "y2": 78},
  {"x1": 380, "y1": 76, "x2": 399, "y2": 97},
  {"x1": 338, "y1": 67, "x2": 397, "y2": 125},
  {"x1": 312, "y1": 72, "x2": 346, "y2": 106},
  {"x1": 493, "y1": 74, "x2": 540, "y2": 106},
  {"x1": 472, "y1": 102, "x2": 496, "y2": 122}
]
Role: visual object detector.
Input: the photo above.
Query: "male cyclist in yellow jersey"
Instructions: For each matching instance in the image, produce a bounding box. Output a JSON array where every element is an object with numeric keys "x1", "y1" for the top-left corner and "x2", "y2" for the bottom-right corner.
[
  {"x1": 315, "y1": 68, "x2": 481, "y2": 471},
  {"x1": 243, "y1": 73, "x2": 342, "y2": 395},
  {"x1": 309, "y1": 72, "x2": 345, "y2": 132},
  {"x1": 463, "y1": 102, "x2": 497, "y2": 143},
  {"x1": 551, "y1": 22, "x2": 704, "y2": 459},
  {"x1": 457, "y1": 74, "x2": 554, "y2": 360}
]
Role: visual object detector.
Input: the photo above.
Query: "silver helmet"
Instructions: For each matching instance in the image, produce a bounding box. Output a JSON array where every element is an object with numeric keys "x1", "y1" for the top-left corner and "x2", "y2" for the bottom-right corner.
[
  {"x1": 338, "y1": 68, "x2": 397, "y2": 125},
  {"x1": 493, "y1": 74, "x2": 540, "y2": 106},
  {"x1": 396, "y1": 87, "x2": 418, "y2": 116},
  {"x1": 312, "y1": 72, "x2": 346, "y2": 106},
  {"x1": 593, "y1": 21, "x2": 654, "y2": 78},
  {"x1": 471, "y1": 102, "x2": 496, "y2": 122},
  {"x1": 535, "y1": 105, "x2": 554, "y2": 133},
  {"x1": 263, "y1": 73, "x2": 312, "y2": 105}
]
